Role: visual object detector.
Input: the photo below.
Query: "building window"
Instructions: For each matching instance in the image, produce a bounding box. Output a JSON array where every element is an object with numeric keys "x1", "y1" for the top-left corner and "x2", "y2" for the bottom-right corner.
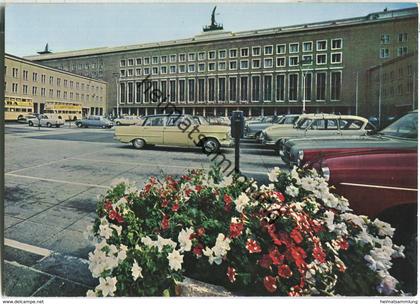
[
  {"x1": 161, "y1": 66, "x2": 167, "y2": 74},
  {"x1": 127, "y1": 69, "x2": 134, "y2": 76},
  {"x1": 169, "y1": 65, "x2": 176, "y2": 74},
  {"x1": 136, "y1": 68, "x2": 142, "y2": 76},
  {"x1": 276, "y1": 57, "x2": 286, "y2": 67},
  {"x1": 380, "y1": 34, "x2": 390, "y2": 44},
  {"x1": 127, "y1": 82, "x2": 134, "y2": 103},
  {"x1": 40, "y1": 88, "x2": 45, "y2": 97},
  {"x1": 289, "y1": 43, "x2": 299, "y2": 53},
  {"x1": 303, "y1": 41, "x2": 313, "y2": 52},
  {"x1": 208, "y1": 51, "x2": 216, "y2": 60},
  {"x1": 218, "y1": 50, "x2": 227, "y2": 59},
  {"x1": 179, "y1": 65, "x2": 186, "y2": 73},
  {"x1": 188, "y1": 79, "x2": 195, "y2": 102},
  {"x1": 316, "y1": 72, "x2": 326, "y2": 101},
  {"x1": 160, "y1": 81, "x2": 167, "y2": 99},
  {"x1": 136, "y1": 58, "x2": 142, "y2": 65},
  {"x1": 398, "y1": 33, "x2": 408, "y2": 43},
  {"x1": 179, "y1": 79, "x2": 186, "y2": 102},
  {"x1": 120, "y1": 83, "x2": 126, "y2": 103},
  {"x1": 380, "y1": 48, "x2": 390, "y2": 59},
  {"x1": 23, "y1": 85, "x2": 28, "y2": 95},
  {"x1": 179, "y1": 54, "x2": 186, "y2": 62},
  {"x1": 240, "y1": 60, "x2": 249, "y2": 69},
  {"x1": 289, "y1": 56, "x2": 299, "y2": 66},
  {"x1": 128, "y1": 59, "x2": 134, "y2": 66},
  {"x1": 56, "y1": 78, "x2": 61, "y2": 86},
  {"x1": 57, "y1": 90, "x2": 61, "y2": 98},
  {"x1": 169, "y1": 55, "x2": 177, "y2": 63},
  {"x1": 120, "y1": 59, "x2": 126, "y2": 67},
  {"x1": 240, "y1": 76, "x2": 248, "y2": 101},
  {"x1": 264, "y1": 58, "x2": 273, "y2": 68},
  {"x1": 264, "y1": 45, "x2": 273, "y2": 55},
  {"x1": 331, "y1": 71, "x2": 341, "y2": 101},
  {"x1": 12, "y1": 68, "x2": 18, "y2": 78},
  {"x1": 161, "y1": 56, "x2": 167, "y2": 63},
  {"x1": 240, "y1": 48, "x2": 249, "y2": 57},
  {"x1": 302, "y1": 55, "x2": 313, "y2": 65},
  {"x1": 288, "y1": 74, "x2": 298, "y2": 101},
  {"x1": 198, "y1": 63, "x2": 205, "y2": 72},
  {"x1": 49, "y1": 76, "x2": 54, "y2": 85},
  {"x1": 229, "y1": 77, "x2": 237, "y2": 101},
  {"x1": 252, "y1": 59, "x2": 261, "y2": 69},
  {"x1": 22, "y1": 70, "x2": 28, "y2": 80},
  {"x1": 143, "y1": 67, "x2": 150, "y2": 76},
  {"x1": 331, "y1": 52, "x2": 342, "y2": 64},
  {"x1": 198, "y1": 52, "x2": 206, "y2": 60},
  {"x1": 188, "y1": 64, "x2": 195, "y2": 73},
  {"x1": 218, "y1": 78, "x2": 226, "y2": 101},
  {"x1": 316, "y1": 54, "x2": 327, "y2": 65},
  {"x1": 229, "y1": 49, "x2": 237, "y2": 58},
  {"x1": 229, "y1": 61, "x2": 237, "y2": 70},
  {"x1": 397, "y1": 47, "x2": 408, "y2": 57},
  {"x1": 143, "y1": 57, "x2": 150, "y2": 65},
  {"x1": 208, "y1": 62, "x2": 216, "y2": 71},
  {"x1": 252, "y1": 47, "x2": 261, "y2": 56},
  {"x1": 276, "y1": 74, "x2": 285, "y2": 101},
  {"x1": 218, "y1": 62, "x2": 226, "y2": 71},
  {"x1": 331, "y1": 38, "x2": 342, "y2": 50},
  {"x1": 198, "y1": 79, "x2": 205, "y2": 102},
  {"x1": 251, "y1": 76, "x2": 260, "y2": 101},
  {"x1": 136, "y1": 82, "x2": 142, "y2": 103},
  {"x1": 208, "y1": 78, "x2": 215, "y2": 102},
  {"x1": 49, "y1": 89, "x2": 54, "y2": 97},
  {"x1": 33, "y1": 72, "x2": 38, "y2": 82},
  {"x1": 263, "y1": 75, "x2": 272, "y2": 101},
  {"x1": 152, "y1": 67, "x2": 159, "y2": 75},
  {"x1": 316, "y1": 40, "x2": 327, "y2": 51},
  {"x1": 170, "y1": 80, "x2": 176, "y2": 102},
  {"x1": 276, "y1": 44, "x2": 286, "y2": 54},
  {"x1": 188, "y1": 53, "x2": 196, "y2": 61},
  {"x1": 152, "y1": 57, "x2": 159, "y2": 65},
  {"x1": 304, "y1": 73, "x2": 312, "y2": 101}
]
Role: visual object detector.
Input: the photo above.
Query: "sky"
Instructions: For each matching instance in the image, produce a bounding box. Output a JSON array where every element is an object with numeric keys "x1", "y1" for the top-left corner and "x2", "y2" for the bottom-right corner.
[{"x1": 5, "y1": 2, "x2": 417, "y2": 57}]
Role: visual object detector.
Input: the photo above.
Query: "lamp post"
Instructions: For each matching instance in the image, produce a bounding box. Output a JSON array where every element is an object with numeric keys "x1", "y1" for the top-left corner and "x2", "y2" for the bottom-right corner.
[
  {"x1": 112, "y1": 72, "x2": 120, "y2": 117},
  {"x1": 298, "y1": 57, "x2": 313, "y2": 114}
]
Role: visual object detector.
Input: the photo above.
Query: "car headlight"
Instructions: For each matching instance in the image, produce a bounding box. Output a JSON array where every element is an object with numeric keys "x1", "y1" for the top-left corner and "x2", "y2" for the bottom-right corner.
[
  {"x1": 298, "y1": 150, "x2": 304, "y2": 160},
  {"x1": 321, "y1": 166, "x2": 330, "y2": 181}
]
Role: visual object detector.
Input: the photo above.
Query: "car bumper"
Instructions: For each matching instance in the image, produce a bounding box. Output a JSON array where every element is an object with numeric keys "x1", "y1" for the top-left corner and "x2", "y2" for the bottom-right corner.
[{"x1": 220, "y1": 139, "x2": 234, "y2": 147}]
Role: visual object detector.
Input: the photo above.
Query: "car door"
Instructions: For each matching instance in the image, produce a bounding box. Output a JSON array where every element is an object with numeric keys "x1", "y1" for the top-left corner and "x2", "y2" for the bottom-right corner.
[
  {"x1": 163, "y1": 115, "x2": 193, "y2": 146},
  {"x1": 305, "y1": 118, "x2": 340, "y2": 137},
  {"x1": 339, "y1": 119, "x2": 368, "y2": 136},
  {"x1": 141, "y1": 116, "x2": 164, "y2": 144}
]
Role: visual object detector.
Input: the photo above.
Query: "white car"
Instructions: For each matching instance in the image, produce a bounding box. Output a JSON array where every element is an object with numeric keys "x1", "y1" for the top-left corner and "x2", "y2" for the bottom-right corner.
[
  {"x1": 113, "y1": 115, "x2": 144, "y2": 126},
  {"x1": 28, "y1": 114, "x2": 65, "y2": 128}
]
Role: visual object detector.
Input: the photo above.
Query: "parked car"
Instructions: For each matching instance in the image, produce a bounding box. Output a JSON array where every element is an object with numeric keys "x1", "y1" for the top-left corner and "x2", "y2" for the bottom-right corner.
[
  {"x1": 113, "y1": 115, "x2": 144, "y2": 126},
  {"x1": 282, "y1": 111, "x2": 417, "y2": 167},
  {"x1": 27, "y1": 114, "x2": 65, "y2": 128},
  {"x1": 75, "y1": 116, "x2": 114, "y2": 128},
  {"x1": 18, "y1": 114, "x2": 38, "y2": 124},
  {"x1": 114, "y1": 114, "x2": 233, "y2": 153},
  {"x1": 261, "y1": 114, "x2": 375, "y2": 152},
  {"x1": 244, "y1": 116, "x2": 283, "y2": 139}
]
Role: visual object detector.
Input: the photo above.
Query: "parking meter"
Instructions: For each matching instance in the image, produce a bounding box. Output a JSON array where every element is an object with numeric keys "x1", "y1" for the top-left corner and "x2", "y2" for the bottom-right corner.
[{"x1": 231, "y1": 111, "x2": 244, "y2": 174}]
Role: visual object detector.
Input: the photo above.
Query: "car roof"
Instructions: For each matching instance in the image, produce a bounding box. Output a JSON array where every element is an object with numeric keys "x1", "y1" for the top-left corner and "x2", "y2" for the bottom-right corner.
[{"x1": 298, "y1": 113, "x2": 368, "y2": 122}]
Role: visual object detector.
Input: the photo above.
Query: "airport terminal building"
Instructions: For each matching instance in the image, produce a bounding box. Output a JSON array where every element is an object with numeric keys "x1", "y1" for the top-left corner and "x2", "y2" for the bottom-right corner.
[{"x1": 25, "y1": 7, "x2": 418, "y2": 118}]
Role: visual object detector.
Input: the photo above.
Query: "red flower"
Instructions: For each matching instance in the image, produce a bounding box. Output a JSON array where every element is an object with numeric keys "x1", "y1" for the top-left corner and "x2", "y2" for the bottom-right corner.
[
  {"x1": 161, "y1": 215, "x2": 170, "y2": 230},
  {"x1": 192, "y1": 244, "x2": 204, "y2": 257},
  {"x1": 109, "y1": 210, "x2": 124, "y2": 223},
  {"x1": 171, "y1": 203, "x2": 179, "y2": 212},
  {"x1": 195, "y1": 185, "x2": 203, "y2": 192},
  {"x1": 181, "y1": 175, "x2": 191, "y2": 181},
  {"x1": 245, "y1": 239, "x2": 262, "y2": 253},
  {"x1": 263, "y1": 276, "x2": 277, "y2": 293},
  {"x1": 226, "y1": 266, "x2": 237, "y2": 283},
  {"x1": 229, "y1": 222, "x2": 244, "y2": 239},
  {"x1": 269, "y1": 248, "x2": 284, "y2": 265},
  {"x1": 104, "y1": 201, "x2": 113, "y2": 211},
  {"x1": 312, "y1": 244, "x2": 326, "y2": 263},
  {"x1": 223, "y1": 194, "x2": 233, "y2": 204},
  {"x1": 273, "y1": 191, "x2": 285, "y2": 202},
  {"x1": 258, "y1": 254, "x2": 272, "y2": 269},
  {"x1": 338, "y1": 239, "x2": 349, "y2": 251},
  {"x1": 290, "y1": 228, "x2": 303, "y2": 244},
  {"x1": 290, "y1": 246, "x2": 307, "y2": 268},
  {"x1": 196, "y1": 227, "x2": 205, "y2": 237},
  {"x1": 278, "y1": 264, "x2": 292, "y2": 278},
  {"x1": 161, "y1": 199, "x2": 169, "y2": 208},
  {"x1": 185, "y1": 189, "x2": 193, "y2": 197},
  {"x1": 288, "y1": 286, "x2": 302, "y2": 296}
]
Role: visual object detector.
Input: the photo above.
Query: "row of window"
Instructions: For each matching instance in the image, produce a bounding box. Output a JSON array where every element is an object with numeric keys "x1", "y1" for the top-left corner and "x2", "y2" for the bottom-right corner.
[
  {"x1": 379, "y1": 46, "x2": 409, "y2": 59},
  {"x1": 120, "y1": 53, "x2": 342, "y2": 77},
  {"x1": 5, "y1": 83, "x2": 103, "y2": 103},
  {"x1": 380, "y1": 32, "x2": 409, "y2": 44},
  {"x1": 6, "y1": 67, "x2": 103, "y2": 92},
  {"x1": 380, "y1": 82, "x2": 415, "y2": 98},
  {"x1": 378, "y1": 64, "x2": 414, "y2": 82},
  {"x1": 119, "y1": 71, "x2": 342, "y2": 104},
  {"x1": 120, "y1": 39, "x2": 343, "y2": 67}
]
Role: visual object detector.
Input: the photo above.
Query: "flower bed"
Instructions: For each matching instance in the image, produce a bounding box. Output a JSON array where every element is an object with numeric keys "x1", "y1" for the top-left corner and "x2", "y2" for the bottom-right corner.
[{"x1": 86, "y1": 166, "x2": 405, "y2": 296}]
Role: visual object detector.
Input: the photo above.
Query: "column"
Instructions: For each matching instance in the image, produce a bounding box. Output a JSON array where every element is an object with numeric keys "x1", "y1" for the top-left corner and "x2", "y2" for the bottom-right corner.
[
  {"x1": 261, "y1": 107, "x2": 264, "y2": 116},
  {"x1": 128, "y1": 108, "x2": 131, "y2": 115},
  {"x1": 137, "y1": 108, "x2": 140, "y2": 116},
  {"x1": 203, "y1": 108, "x2": 206, "y2": 117},
  {"x1": 248, "y1": 108, "x2": 251, "y2": 116},
  {"x1": 224, "y1": 108, "x2": 228, "y2": 117},
  {"x1": 145, "y1": 108, "x2": 148, "y2": 115},
  {"x1": 274, "y1": 108, "x2": 277, "y2": 116},
  {"x1": 287, "y1": 107, "x2": 291, "y2": 114},
  {"x1": 192, "y1": 108, "x2": 196, "y2": 115},
  {"x1": 182, "y1": 107, "x2": 185, "y2": 114},
  {"x1": 214, "y1": 108, "x2": 217, "y2": 116},
  {"x1": 154, "y1": 108, "x2": 157, "y2": 115}
]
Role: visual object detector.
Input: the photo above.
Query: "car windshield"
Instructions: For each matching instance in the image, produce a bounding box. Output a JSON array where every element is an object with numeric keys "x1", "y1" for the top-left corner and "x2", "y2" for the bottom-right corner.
[
  {"x1": 283, "y1": 116, "x2": 299, "y2": 125},
  {"x1": 379, "y1": 112, "x2": 418, "y2": 139},
  {"x1": 296, "y1": 118, "x2": 312, "y2": 129}
]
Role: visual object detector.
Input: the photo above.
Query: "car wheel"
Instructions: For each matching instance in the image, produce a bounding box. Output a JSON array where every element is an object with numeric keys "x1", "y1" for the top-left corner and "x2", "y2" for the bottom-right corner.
[
  {"x1": 202, "y1": 138, "x2": 220, "y2": 154},
  {"x1": 76, "y1": 122, "x2": 82, "y2": 128},
  {"x1": 46, "y1": 122, "x2": 52, "y2": 128},
  {"x1": 116, "y1": 121, "x2": 121, "y2": 126},
  {"x1": 56, "y1": 124, "x2": 60, "y2": 128},
  {"x1": 28, "y1": 121, "x2": 34, "y2": 127},
  {"x1": 132, "y1": 138, "x2": 146, "y2": 149}
]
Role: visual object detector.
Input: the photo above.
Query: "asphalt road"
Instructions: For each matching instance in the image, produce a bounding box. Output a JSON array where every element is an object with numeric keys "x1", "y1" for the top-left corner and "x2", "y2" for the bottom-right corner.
[{"x1": 4, "y1": 122, "x2": 286, "y2": 296}]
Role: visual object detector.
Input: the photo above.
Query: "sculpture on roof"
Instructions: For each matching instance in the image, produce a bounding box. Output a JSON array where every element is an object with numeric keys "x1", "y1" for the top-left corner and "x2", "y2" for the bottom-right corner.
[
  {"x1": 203, "y1": 6, "x2": 223, "y2": 32},
  {"x1": 37, "y1": 43, "x2": 52, "y2": 54}
]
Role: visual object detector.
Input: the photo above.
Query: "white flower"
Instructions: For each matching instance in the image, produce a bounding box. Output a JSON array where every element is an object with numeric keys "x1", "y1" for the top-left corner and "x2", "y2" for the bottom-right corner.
[
  {"x1": 96, "y1": 277, "x2": 118, "y2": 297},
  {"x1": 377, "y1": 275, "x2": 398, "y2": 295},
  {"x1": 267, "y1": 167, "x2": 281, "y2": 182},
  {"x1": 167, "y1": 250, "x2": 184, "y2": 271},
  {"x1": 213, "y1": 233, "x2": 231, "y2": 257},
  {"x1": 373, "y1": 218, "x2": 395, "y2": 238},
  {"x1": 340, "y1": 213, "x2": 366, "y2": 228},
  {"x1": 110, "y1": 224, "x2": 122, "y2": 236},
  {"x1": 220, "y1": 175, "x2": 233, "y2": 187},
  {"x1": 156, "y1": 235, "x2": 177, "y2": 252},
  {"x1": 202, "y1": 247, "x2": 213, "y2": 257},
  {"x1": 141, "y1": 236, "x2": 154, "y2": 247},
  {"x1": 117, "y1": 244, "x2": 127, "y2": 262},
  {"x1": 131, "y1": 260, "x2": 143, "y2": 281},
  {"x1": 99, "y1": 223, "x2": 113, "y2": 240},
  {"x1": 86, "y1": 289, "x2": 97, "y2": 297},
  {"x1": 324, "y1": 211, "x2": 335, "y2": 232},
  {"x1": 178, "y1": 227, "x2": 194, "y2": 252},
  {"x1": 235, "y1": 193, "x2": 250, "y2": 213},
  {"x1": 285, "y1": 185, "x2": 299, "y2": 197},
  {"x1": 357, "y1": 228, "x2": 374, "y2": 245},
  {"x1": 392, "y1": 244, "x2": 405, "y2": 259},
  {"x1": 290, "y1": 167, "x2": 301, "y2": 184},
  {"x1": 115, "y1": 197, "x2": 128, "y2": 209}
]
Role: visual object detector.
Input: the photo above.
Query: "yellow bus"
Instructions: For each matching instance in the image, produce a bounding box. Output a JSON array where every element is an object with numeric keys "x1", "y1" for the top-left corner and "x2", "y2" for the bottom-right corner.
[
  {"x1": 44, "y1": 101, "x2": 83, "y2": 121},
  {"x1": 5, "y1": 96, "x2": 34, "y2": 121}
]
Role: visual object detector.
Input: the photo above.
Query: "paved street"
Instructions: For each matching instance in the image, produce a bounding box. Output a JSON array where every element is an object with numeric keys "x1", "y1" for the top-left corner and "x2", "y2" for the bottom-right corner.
[{"x1": 4, "y1": 122, "x2": 284, "y2": 296}]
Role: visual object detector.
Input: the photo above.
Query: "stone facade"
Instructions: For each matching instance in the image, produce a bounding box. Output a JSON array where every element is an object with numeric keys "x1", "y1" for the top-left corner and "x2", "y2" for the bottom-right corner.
[
  {"x1": 25, "y1": 7, "x2": 418, "y2": 117},
  {"x1": 5, "y1": 54, "x2": 107, "y2": 115}
]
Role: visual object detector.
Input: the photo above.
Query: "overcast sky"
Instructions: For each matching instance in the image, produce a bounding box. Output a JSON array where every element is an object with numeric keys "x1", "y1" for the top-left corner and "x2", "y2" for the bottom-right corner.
[{"x1": 5, "y1": 2, "x2": 417, "y2": 57}]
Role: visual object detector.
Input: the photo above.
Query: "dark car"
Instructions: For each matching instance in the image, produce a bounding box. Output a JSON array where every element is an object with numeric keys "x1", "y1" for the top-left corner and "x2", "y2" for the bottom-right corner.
[
  {"x1": 281, "y1": 111, "x2": 417, "y2": 167},
  {"x1": 75, "y1": 116, "x2": 114, "y2": 128}
]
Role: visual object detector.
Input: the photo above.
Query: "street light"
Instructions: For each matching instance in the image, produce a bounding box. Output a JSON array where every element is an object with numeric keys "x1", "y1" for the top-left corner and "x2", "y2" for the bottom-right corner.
[
  {"x1": 298, "y1": 57, "x2": 313, "y2": 114},
  {"x1": 112, "y1": 72, "x2": 120, "y2": 117}
]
